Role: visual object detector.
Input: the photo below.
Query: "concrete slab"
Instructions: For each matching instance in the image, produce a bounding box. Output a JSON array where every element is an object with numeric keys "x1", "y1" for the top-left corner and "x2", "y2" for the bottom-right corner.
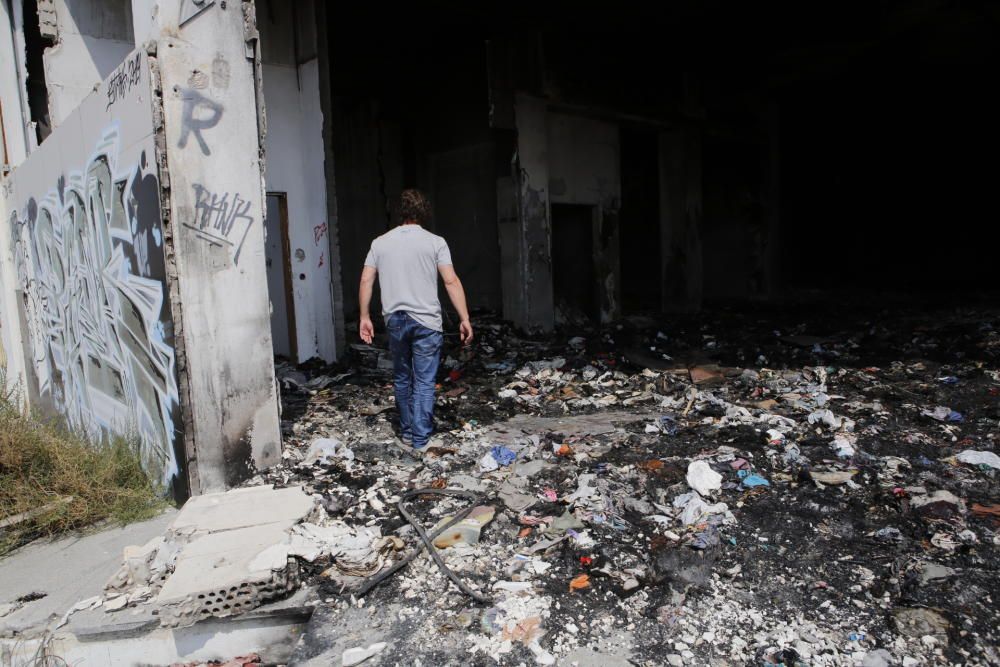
[
  {"x1": 157, "y1": 523, "x2": 292, "y2": 604},
  {"x1": 0, "y1": 509, "x2": 176, "y2": 638},
  {"x1": 153, "y1": 485, "x2": 315, "y2": 626},
  {"x1": 4, "y1": 589, "x2": 315, "y2": 667},
  {"x1": 169, "y1": 485, "x2": 315, "y2": 534}
]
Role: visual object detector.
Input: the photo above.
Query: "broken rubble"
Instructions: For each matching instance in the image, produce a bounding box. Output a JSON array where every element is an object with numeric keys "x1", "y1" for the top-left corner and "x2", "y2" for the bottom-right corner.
[{"x1": 256, "y1": 309, "x2": 1000, "y2": 667}]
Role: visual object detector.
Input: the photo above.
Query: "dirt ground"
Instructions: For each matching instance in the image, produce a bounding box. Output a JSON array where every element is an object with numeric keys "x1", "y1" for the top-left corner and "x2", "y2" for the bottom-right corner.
[{"x1": 248, "y1": 297, "x2": 1000, "y2": 666}]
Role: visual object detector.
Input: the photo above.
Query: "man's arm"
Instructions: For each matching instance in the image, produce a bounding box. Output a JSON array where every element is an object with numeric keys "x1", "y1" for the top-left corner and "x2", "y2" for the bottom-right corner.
[
  {"x1": 438, "y1": 264, "x2": 473, "y2": 345},
  {"x1": 359, "y1": 265, "x2": 377, "y2": 344}
]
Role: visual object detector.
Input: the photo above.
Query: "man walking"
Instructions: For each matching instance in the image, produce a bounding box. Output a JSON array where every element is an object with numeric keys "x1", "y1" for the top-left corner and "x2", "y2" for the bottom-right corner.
[{"x1": 358, "y1": 189, "x2": 473, "y2": 452}]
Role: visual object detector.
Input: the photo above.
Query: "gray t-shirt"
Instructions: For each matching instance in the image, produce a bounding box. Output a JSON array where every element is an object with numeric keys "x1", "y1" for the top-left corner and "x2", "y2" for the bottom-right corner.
[{"x1": 364, "y1": 225, "x2": 453, "y2": 332}]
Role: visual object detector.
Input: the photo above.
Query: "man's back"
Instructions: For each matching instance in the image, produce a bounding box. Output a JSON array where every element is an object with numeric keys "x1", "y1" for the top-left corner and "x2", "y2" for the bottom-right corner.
[{"x1": 364, "y1": 225, "x2": 452, "y2": 332}]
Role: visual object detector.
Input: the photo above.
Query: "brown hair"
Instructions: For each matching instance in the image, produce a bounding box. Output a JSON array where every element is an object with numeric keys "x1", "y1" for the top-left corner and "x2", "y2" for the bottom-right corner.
[{"x1": 399, "y1": 188, "x2": 432, "y2": 226}]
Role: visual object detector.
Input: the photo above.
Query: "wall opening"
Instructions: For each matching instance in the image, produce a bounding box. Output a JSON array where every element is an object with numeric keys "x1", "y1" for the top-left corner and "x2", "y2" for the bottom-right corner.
[
  {"x1": 265, "y1": 193, "x2": 297, "y2": 360},
  {"x1": 551, "y1": 203, "x2": 598, "y2": 323},
  {"x1": 22, "y1": 0, "x2": 53, "y2": 144},
  {"x1": 257, "y1": 0, "x2": 336, "y2": 363}
]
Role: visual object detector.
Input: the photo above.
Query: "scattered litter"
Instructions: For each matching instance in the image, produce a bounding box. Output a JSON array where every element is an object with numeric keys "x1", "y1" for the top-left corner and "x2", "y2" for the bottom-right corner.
[
  {"x1": 248, "y1": 312, "x2": 1000, "y2": 665},
  {"x1": 809, "y1": 470, "x2": 857, "y2": 486},
  {"x1": 921, "y1": 406, "x2": 963, "y2": 422}
]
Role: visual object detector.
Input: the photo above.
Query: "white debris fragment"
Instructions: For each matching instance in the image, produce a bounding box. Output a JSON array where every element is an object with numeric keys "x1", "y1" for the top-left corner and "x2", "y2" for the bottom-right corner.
[
  {"x1": 303, "y1": 437, "x2": 354, "y2": 465},
  {"x1": 955, "y1": 449, "x2": 1000, "y2": 469},
  {"x1": 686, "y1": 460, "x2": 722, "y2": 496},
  {"x1": 342, "y1": 641, "x2": 387, "y2": 666},
  {"x1": 831, "y1": 433, "x2": 857, "y2": 458}
]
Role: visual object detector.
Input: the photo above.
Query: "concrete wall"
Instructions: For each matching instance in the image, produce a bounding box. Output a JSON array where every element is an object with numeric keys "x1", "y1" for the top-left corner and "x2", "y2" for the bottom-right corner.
[
  {"x1": 261, "y1": 61, "x2": 334, "y2": 362},
  {"x1": 0, "y1": 48, "x2": 183, "y2": 490},
  {"x1": 547, "y1": 113, "x2": 620, "y2": 208},
  {"x1": 255, "y1": 0, "x2": 334, "y2": 363},
  {"x1": 148, "y1": 0, "x2": 281, "y2": 493},
  {"x1": 503, "y1": 101, "x2": 625, "y2": 329},
  {"x1": 547, "y1": 112, "x2": 621, "y2": 322},
  {"x1": 43, "y1": 0, "x2": 135, "y2": 128}
]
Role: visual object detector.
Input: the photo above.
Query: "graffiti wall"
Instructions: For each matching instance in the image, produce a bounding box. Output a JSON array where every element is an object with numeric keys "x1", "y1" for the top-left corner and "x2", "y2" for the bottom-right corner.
[{"x1": 1, "y1": 49, "x2": 182, "y2": 489}]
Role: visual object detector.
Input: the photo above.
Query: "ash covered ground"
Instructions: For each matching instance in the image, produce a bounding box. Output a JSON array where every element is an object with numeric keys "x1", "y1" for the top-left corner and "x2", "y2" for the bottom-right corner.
[{"x1": 247, "y1": 299, "x2": 1000, "y2": 667}]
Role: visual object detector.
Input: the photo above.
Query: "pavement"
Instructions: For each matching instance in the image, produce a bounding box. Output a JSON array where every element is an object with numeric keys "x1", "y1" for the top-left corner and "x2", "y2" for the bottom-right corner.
[{"x1": 0, "y1": 508, "x2": 176, "y2": 638}]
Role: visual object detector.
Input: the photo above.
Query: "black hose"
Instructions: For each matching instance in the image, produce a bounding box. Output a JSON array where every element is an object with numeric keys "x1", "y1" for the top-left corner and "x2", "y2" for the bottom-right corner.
[{"x1": 354, "y1": 488, "x2": 490, "y2": 603}]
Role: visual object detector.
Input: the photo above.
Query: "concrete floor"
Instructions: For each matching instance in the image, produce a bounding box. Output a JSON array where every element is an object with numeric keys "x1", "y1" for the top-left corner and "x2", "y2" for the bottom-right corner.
[{"x1": 0, "y1": 509, "x2": 177, "y2": 638}]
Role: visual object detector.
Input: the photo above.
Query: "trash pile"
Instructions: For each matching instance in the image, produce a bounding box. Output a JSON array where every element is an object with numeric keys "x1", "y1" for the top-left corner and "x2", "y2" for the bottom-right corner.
[{"x1": 257, "y1": 305, "x2": 999, "y2": 666}]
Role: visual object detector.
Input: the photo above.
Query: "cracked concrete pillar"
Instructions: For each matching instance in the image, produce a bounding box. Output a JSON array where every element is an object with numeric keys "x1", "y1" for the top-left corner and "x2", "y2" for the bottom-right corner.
[
  {"x1": 511, "y1": 93, "x2": 554, "y2": 332},
  {"x1": 138, "y1": 0, "x2": 280, "y2": 494}
]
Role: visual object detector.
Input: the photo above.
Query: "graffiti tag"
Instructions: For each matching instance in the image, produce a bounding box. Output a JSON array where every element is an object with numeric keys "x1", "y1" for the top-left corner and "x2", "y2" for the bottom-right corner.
[
  {"x1": 183, "y1": 183, "x2": 255, "y2": 264},
  {"x1": 106, "y1": 52, "x2": 142, "y2": 110},
  {"x1": 313, "y1": 222, "x2": 327, "y2": 245},
  {"x1": 177, "y1": 88, "x2": 223, "y2": 155}
]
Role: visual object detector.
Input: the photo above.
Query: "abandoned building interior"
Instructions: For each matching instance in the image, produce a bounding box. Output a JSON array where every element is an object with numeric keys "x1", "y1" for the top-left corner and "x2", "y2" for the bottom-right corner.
[
  {"x1": 2, "y1": 0, "x2": 1000, "y2": 496},
  {"x1": 3, "y1": 1, "x2": 1000, "y2": 665}
]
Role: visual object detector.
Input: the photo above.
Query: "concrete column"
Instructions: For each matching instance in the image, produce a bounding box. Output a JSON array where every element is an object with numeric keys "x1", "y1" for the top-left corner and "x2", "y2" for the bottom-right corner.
[
  {"x1": 3, "y1": 0, "x2": 34, "y2": 154},
  {"x1": 0, "y1": 0, "x2": 31, "y2": 398},
  {"x1": 512, "y1": 93, "x2": 553, "y2": 331},
  {"x1": 1, "y1": 0, "x2": 30, "y2": 168},
  {"x1": 144, "y1": 0, "x2": 280, "y2": 493},
  {"x1": 312, "y1": 0, "x2": 346, "y2": 360},
  {"x1": 658, "y1": 126, "x2": 703, "y2": 312}
]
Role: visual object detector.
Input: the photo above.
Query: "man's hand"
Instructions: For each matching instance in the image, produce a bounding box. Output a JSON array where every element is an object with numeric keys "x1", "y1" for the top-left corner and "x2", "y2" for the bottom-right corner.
[
  {"x1": 360, "y1": 317, "x2": 374, "y2": 344},
  {"x1": 459, "y1": 319, "x2": 474, "y2": 346}
]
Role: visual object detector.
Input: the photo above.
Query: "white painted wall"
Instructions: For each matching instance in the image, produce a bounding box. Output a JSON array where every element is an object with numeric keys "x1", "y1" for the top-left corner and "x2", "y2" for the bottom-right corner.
[
  {"x1": 262, "y1": 60, "x2": 335, "y2": 362},
  {"x1": 43, "y1": 0, "x2": 135, "y2": 128}
]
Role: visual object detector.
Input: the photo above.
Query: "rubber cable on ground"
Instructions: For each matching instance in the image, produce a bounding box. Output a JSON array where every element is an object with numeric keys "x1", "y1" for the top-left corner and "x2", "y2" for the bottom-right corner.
[{"x1": 355, "y1": 488, "x2": 490, "y2": 603}]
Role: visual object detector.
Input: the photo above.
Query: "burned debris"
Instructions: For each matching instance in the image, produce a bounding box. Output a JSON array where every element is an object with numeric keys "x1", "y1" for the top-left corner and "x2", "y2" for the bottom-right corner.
[
  {"x1": 229, "y1": 304, "x2": 1000, "y2": 665},
  {"x1": 2, "y1": 2, "x2": 1000, "y2": 666}
]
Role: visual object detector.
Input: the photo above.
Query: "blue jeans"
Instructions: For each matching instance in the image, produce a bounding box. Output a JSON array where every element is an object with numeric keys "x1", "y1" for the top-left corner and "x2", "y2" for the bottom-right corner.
[{"x1": 386, "y1": 311, "x2": 443, "y2": 447}]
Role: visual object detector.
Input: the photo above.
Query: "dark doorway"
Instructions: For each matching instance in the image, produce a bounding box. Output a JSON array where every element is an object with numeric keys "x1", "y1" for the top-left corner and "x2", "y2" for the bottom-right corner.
[
  {"x1": 619, "y1": 126, "x2": 661, "y2": 313},
  {"x1": 551, "y1": 203, "x2": 598, "y2": 322},
  {"x1": 264, "y1": 193, "x2": 296, "y2": 359}
]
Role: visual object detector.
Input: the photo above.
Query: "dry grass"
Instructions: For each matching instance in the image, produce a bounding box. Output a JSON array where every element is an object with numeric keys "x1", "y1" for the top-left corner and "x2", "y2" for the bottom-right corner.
[{"x1": 0, "y1": 374, "x2": 167, "y2": 556}]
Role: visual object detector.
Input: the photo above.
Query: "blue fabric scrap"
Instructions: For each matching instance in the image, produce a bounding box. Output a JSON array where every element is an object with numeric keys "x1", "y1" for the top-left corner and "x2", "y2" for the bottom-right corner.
[{"x1": 490, "y1": 445, "x2": 517, "y2": 466}]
